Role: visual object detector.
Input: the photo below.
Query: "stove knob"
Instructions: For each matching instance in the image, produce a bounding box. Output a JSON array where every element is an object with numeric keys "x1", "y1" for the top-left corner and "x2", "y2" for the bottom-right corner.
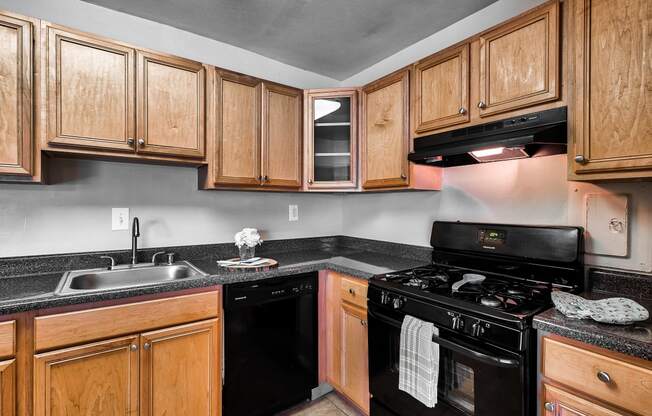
[
  {"x1": 451, "y1": 315, "x2": 464, "y2": 330},
  {"x1": 392, "y1": 297, "x2": 404, "y2": 310},
  {"x1": 471, "y1": 321, "x2": 485, "y2": 337}
]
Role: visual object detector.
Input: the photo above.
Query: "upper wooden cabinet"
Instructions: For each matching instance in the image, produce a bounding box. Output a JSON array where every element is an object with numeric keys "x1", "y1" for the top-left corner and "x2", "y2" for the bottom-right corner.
[
  {"x1": 44, "y1": 24, "x2": 205, "y2": 159},
  {"x1": 477, "y1": 1, "x2": 560, "y2": 117},
  {"x1": 213, "y1": 70, "x2": 261, "y2": 186},
  {"x1": 361, "y1": 69, "x2": 410, "y2": 189},
  {"x1": 570, "y1": 0, "x2": 652, "y2": 180},
  {"x1": 45, "y1": 25, "x2": 135, "y2": 152},
  {"x1": 413, "y1": 43, "x2": 470, "y2": 133},
  {"x1": 33, "y1": 335, "x2": 140, "y2": 416},
  {"x1": 261, "y1": 82, "x2": 302, "y2": 188},
  {"x1": 136, "y1": 51, "x2": 206, "y2": 158},
  {"x1": 0, "y1": 12, "x2": 35, "y2": 176},
  {"x1": 140, "y1": 319, "x2": 220, "y2": 416}
]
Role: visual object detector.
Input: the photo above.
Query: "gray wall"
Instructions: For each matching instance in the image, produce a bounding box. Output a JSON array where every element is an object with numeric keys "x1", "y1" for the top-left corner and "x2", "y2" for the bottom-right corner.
[{"x1": 0, "y1": 159, "x2": 343, "y2": 257}]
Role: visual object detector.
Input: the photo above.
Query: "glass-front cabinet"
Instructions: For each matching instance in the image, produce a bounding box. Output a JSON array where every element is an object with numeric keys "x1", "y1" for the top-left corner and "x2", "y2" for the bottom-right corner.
[{"x1": 304, "y1": 89, "x2": 358, "y2": 189}]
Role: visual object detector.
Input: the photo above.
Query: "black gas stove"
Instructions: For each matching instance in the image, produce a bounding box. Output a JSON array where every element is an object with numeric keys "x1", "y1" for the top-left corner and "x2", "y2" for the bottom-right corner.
[{"x1": 368, "y1": 221, "x2": 583, "y2": 416}]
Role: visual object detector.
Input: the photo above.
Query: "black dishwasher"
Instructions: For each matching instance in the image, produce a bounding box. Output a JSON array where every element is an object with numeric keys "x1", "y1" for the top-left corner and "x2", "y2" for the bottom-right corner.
[{"x1": 223, "y1": 273, "x2": 318, "y2": 416}]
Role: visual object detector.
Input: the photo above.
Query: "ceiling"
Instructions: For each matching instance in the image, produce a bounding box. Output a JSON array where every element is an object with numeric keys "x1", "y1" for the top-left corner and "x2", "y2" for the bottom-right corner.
[{"x1": 82, "y1": 0, "x2": 497, "y2": 80}]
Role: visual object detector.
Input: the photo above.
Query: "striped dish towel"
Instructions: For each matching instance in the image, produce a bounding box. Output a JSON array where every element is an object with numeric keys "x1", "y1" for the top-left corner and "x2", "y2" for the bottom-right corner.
[{"x1": 398, "y1": 315, "x2": 440, "y2": 408}]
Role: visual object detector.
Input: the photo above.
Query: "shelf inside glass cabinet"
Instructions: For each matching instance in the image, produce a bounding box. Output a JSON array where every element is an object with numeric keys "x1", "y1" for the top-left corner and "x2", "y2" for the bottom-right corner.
[{"x1": 313, "y1": 97, "x2": 352, "y2": 183}]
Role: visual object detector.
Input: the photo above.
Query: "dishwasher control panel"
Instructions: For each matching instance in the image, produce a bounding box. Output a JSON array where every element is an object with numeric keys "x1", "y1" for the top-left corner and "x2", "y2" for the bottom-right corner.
[{"x1": 223, "y1": 272, "x2": 317, "y2": 308}]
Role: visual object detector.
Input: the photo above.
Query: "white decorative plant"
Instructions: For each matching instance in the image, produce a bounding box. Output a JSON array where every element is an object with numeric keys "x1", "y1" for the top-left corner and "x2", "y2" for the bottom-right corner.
[{"x1": 234, "y1": 228, "x2": 263, "y2": 248}]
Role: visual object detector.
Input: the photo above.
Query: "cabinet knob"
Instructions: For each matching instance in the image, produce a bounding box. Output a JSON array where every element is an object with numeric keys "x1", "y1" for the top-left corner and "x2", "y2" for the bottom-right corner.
[
  {"x1": 458, "y1": 107, "x2": 466, "y2": 115},
  {"x1": 143, "y1": 342, "x2": 151, "y2": 350},
  {"x1": 127, "y1": 138, "x2": 134, "y2": 146},
  {"x1": 544, "y1": 402, "x2": 555, "y2": 412},
  {"x1": 400, "y1": 174, "x2": 407, "y2": 180},
  {"x1": 308, "y1": 179, "x2": 313, "y2": 185},
  {"x1": 130, "y1": 344, "x2": 138, "y2": 351},
  {"x1": 361, "y1": 320, "x2": 367, "y2": 327},
  {"x1": 477, "y1": 101, "x2": 486, "y2": 109},
  {"x1": 574, "y1": 155, "x2": 588, "y2": 164},
  {"x1": 349, "y1": 288, "x2": 355, "y2": 295},
  {"x1": 263, "y1": 175, "x2": 268, "y2": 182},
  {"x1": 597, "y1": 371, "x2": 612, "y2": 384},
  {"x1": 137, "y1": 138, "x2": 145, "y2": 146}
]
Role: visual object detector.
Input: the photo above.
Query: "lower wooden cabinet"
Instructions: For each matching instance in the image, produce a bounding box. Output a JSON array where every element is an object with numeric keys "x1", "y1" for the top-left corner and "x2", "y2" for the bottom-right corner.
[
  {"x1": 34, "y1": 319, "x2": 221, "y2": 416},
  {"x1": 34, "y1": 335, "x2": 140, "y2": 416},
  {"x1": 140, "y1": 319, "x2": 220, "y2": 416},
  {"x1": 0, "y1": 359, "x2": 15, "y2": 416},
  {"x1": 543, "y1": 383, "x2": 625, "y2": 416},
  {"x1": 323, "y1": 272, "x2": 370, "y2": 414}
]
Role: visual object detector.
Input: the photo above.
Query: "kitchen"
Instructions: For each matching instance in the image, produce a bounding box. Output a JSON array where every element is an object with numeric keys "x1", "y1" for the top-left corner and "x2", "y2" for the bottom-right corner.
[{"x1": 0, "y1": 0, "x2": 650, "y2": 415}]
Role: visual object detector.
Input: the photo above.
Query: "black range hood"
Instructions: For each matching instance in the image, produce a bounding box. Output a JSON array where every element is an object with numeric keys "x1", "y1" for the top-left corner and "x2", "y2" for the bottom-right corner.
[{"x1": 409, "y1": 106, "x2": 567, "y2": 167}]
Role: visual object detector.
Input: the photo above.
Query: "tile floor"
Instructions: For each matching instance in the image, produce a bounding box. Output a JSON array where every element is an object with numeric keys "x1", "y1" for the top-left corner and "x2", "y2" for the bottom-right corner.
[{"x1": 277, "y1": 392, "x2": 364, "y2": 416}]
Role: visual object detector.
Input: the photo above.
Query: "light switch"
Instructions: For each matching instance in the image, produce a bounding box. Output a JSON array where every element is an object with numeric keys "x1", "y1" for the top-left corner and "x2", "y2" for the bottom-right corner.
[
  {"x1": 585, "y1": 194, "x2": 628, "y2": 257},
  {"x1": 289, "y1": 205, "x2": 299, "y2": 222},
  {"x1": 112, "y1": 208, "x2": 129, "y2": 231}
]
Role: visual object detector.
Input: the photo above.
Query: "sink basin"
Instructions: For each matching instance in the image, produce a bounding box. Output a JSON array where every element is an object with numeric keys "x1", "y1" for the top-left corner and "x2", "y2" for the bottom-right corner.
[{"x1": 55, "y1": 261, "x2": 207, "y2": 295}]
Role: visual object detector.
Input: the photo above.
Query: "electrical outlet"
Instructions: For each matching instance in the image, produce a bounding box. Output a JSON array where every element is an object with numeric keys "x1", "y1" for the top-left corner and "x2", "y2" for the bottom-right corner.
[
  {"x1": 289, "y1": 205, "x2": 299, "y2": 222},
  {"x1": 112, "y1": 208, "x2": 129, "y2": 231}
]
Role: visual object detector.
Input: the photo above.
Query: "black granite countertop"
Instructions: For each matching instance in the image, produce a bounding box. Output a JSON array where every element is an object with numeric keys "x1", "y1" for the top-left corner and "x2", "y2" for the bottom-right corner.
[
  {"x1": 534, "y1": 269, "x2": 652, "y2": 361},
  {"x1": 0, "y1": 237, "x2": 430, "y2": 315}
]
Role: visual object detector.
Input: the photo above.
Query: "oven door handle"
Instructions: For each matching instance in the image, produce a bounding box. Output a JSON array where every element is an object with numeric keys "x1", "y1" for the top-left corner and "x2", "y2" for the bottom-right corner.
[{"x1": 367, "y1": 309, "x2": 521, "y2": 368}]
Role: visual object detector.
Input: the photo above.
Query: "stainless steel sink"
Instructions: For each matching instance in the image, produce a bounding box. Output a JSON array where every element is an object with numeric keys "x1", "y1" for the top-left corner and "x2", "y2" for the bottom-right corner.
[{"x1": 54, "y1": 261, "x2": 207, "y2": 295}]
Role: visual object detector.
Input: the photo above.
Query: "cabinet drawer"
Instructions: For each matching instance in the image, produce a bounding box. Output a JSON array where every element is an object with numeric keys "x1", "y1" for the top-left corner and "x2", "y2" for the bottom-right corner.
[
  {"x1": 0, "y1": 321, "x2": 15, "y2": 359},
  {"x1": 35, "y1": 291, "x2": 220, "y2": 351},
  {"x1": 340, "y1": 277, "x2": 368, "y2": 309},
  {"x1": 542, "y1": 336, "x2": 652, "y2": 415}
]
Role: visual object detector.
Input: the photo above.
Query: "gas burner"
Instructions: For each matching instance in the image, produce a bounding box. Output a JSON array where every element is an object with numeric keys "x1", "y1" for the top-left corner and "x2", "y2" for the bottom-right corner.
[
  {"x1": 404, "y1": 278, "x2": 430, "y2": 290},
  {"x1": 507, "y1": 287, "x2": 526, "y2": 296},
  {"x1": 480, "y1": 296, "x2": 503, "y2": 308}
]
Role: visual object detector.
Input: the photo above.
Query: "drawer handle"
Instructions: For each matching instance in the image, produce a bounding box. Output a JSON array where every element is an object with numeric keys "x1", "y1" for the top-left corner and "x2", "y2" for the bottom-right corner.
[
  {"x1": 349, "y1": 288, "x2": 355, "y2": 295},
  {"x1": 597, "y1": 371, "x2": 612, "y2": 384},
  {"x1": 544, "y1": 402, "x2": 555, "y2": 412}
]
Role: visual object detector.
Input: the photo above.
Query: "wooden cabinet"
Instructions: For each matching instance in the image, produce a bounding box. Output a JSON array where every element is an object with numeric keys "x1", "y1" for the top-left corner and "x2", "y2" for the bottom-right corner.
[
  {"x1": 361, "y1": 69, "x2": 410, "y2": 189},
  {"x1": 261, "y1": 82, "x2": 302, "y2": 188},
  {"x1": 413, "y1": 43, "x2": 470, "y2": 133},
  {"x1": 213, "y1": 70, "x2": 261, "y2": 186},
  {"x1": 0, "y1": 11, "x2": 35, "y2": 177},
  {"x1": 541, "y1": 335, "x2": 652, "y2": 416},
  {"x1": 339, "y1": 302, "x2": 369, "y2": 415},
  {"x1": 304, "y1": 89, "x2": 358, "y2": 190},
  {"x1": 44, "y1": 24, "x2": 205, "y2": 160},
  {"x1": 140, "y1": 319, "x2": 220, "y2": 416},
  {"x1": 0, "y1": 359, "x2": 15, "y2": 416},
  {"x1": 570, "y1": 0, "x2": 652, "y2": 180},
  {"x1": 136, "y1": 51, "x2": 206, "y2": 159},
  {"x1": 45, "y1": 25, "x2": 135, "y2": 152},
  {"x1": 543, "y1": 383, "x2": 626, "y2": 416},
  {"x1": 34, "y1": 335, "x2": 140, "y2": 416},
  {"x1": 322, "y1": 272, "x2": 369, "y2": 414},
  {"x1": 477, "y1": 0, "x2": 559, "y2": 117}
]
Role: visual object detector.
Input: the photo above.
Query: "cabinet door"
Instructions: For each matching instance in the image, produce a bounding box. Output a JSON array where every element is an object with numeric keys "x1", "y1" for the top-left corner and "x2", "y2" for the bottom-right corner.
[
  {"x1": 340, "y1": 302, "x2": 369, "y2": 414},
  {"x1": 261, "y1": 83, "x2": 302, "y2": 188},
  {"x1": 0, "y1": 12, "x2": 33, "y2": 176},
  {"x1": 361, "y1": 69, "x2": 410, "y2": 189},
  {"x1": 413, "y1": 43, "x2": 470, "y2": 133},
  {"x1": 33, "y1": 335, "x2": 139, "y2": 416},
  {"x1": 477, "y1": 1, "x2": 559, "y2": 117},
  {"x1": 136, "y1": 51, "x2": 205, "y2": 159},
  {"x1": 45, "y1": 25, "x2": 135, "y2": 152},
  {"x1": 542, "y1": 384, "x2": 625, "y2": 416},
  {"x1": 572, "y1": 0, "x2": 652, "y2": 176},
  {"x1": 214, "y1": 70, "x2": 261, "y2": 186},
  {"x1": 140, "y1": 319, "x2": 220, "y2": 416},
  {"x1": 0, "y1": 359, "x2": 15, "y2": 416}
]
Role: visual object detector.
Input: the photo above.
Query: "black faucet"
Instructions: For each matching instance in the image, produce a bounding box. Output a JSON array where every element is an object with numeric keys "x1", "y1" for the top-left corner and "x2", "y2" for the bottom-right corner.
[{"x1": 131, "y1": 217, "x2": 140, "y2": 265}]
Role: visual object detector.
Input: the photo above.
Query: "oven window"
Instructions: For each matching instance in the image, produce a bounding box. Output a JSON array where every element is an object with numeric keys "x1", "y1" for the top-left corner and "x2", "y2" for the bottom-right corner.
[{"x1": 441, "y1": 357, "x2": 475, "y2": 414}]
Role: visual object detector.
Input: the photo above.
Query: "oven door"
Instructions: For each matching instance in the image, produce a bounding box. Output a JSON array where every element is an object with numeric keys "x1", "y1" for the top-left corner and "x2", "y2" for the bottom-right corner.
[{"x1": 368, "y1": 305, "x2": 526, "y2": 416}]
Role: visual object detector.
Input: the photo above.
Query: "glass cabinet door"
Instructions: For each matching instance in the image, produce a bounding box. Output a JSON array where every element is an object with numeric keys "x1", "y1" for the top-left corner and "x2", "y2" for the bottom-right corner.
[{"x1": 306, "y1": 90, "x2": 357, "y2": 189}]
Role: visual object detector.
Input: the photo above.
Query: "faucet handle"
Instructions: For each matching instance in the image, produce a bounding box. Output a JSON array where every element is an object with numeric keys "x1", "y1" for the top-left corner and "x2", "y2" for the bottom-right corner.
[
  {"x1": 166, "y1": 253, "x2": 176, "y2": 265},
  {"x1": 151, "y1": 251, "x2": 166, "y2": 265},
  {"x1": 100, "y1": 255, "x2": 116, "y2": 270}
]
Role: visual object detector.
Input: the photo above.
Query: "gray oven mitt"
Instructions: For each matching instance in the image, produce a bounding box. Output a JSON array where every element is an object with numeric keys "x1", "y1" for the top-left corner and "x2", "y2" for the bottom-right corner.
[{"x1": 551, "y1": 292, "x2": 649, "y2": 325}]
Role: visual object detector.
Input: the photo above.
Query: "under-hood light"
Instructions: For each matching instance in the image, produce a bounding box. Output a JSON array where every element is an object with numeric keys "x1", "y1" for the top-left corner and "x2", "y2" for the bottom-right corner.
[
  {"x1": 470, "y1": 147, "x2": 505, "y2": 158},
  {"x1": 469, "y1": 146, "x2": 529, "y2": 163}
]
